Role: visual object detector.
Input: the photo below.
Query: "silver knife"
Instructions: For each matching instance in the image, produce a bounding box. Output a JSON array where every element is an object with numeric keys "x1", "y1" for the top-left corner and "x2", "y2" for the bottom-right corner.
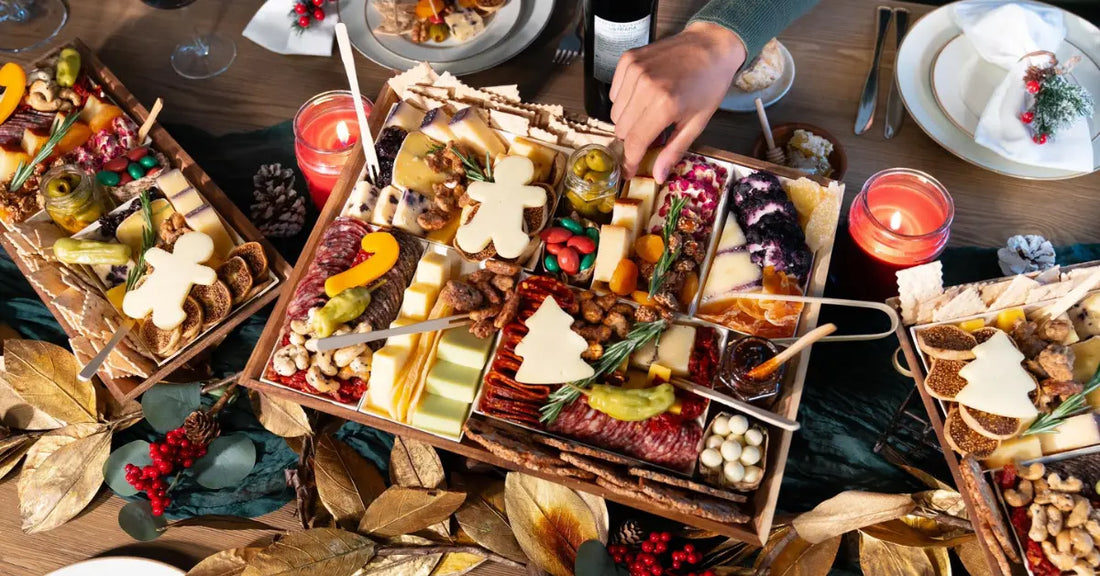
[
  {"x1": 884, "y1": 8, "x2": 911, "y2": 139},
  {"x1": 854, "y1": 6, "x2": 894, "y2": 135},
  {"x1": 314, "y1": 314, "x2": 472, "y2": 351}
]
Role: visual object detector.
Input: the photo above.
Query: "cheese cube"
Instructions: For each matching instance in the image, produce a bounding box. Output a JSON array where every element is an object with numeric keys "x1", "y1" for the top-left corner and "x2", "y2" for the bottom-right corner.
[
  {"x1": 436, "y1": 327, "x2": 493, "y2": 367},
  {"x1": 631, "y1": 338, "x2": 658, "y2": 369},
  {"x1": 371, "y1": 185, "x2": 401, "y2": 226},
  {"x1": 410, "y1": 393, "x2": 469, "y2": 438},
  {"x1": 509, "y1": 137, "x2": 557, "y2": 182},
  {"x1": 982, "y1": 436, "x2": 1042, "y2": 469},
  {"x1": 1038, "y1": 414, "x2": 1100, "y2": 454},
  {"x1": 400, "y1": 283, "x2": 439, "y2": 321},
  {"x1": 392, "y1": 189, "x2": 430, "y2": 235},
  {"x1": 625, "y1": 177, "x2": 659, "y2": 224},
  {"x1": 655, "y1": 325, "x2": 696, "y2": 376},
  {"x1": 647, "y1": 363, "x2": 672, "y2": 383},
  {"x1": 611, "y1": 199, "x2": 643, "y2": 244},
  {"x1": 344, "y1": 181, "x2": 381, "y2": 222},
  {"x1": 385, "y1": 317, "x2": 420, "y2": 350},
  {"x1": 183, "y1": 204, "x2": 236, "y2": 259},
  {"x1": 167, "y1": 187, "x2": 205, "y2": 215},
  {"x1": 449, "y1": 107, "x2": 506, "y2": 159},
  {"x1": 414, "y1": 252, "x2": 451, "y2": 288},
  {"x1": 425, "y1": 360, "x2": 481, "y2": 403},
  {"x1": 419, "y1": 108, "x2": 454, "y2": 144},
  {"x1": 156, "y1": 169, "x2": 191, "y2": 197},
  {"x1": 384, "y1": 101, "x2": 427, "y2": 132},
  {"x1": 367, "y1": 345, "x2": 411, "y2": 413},
  {"x1": 592, "y1": 225, "x2": 630, "y2": 284}
]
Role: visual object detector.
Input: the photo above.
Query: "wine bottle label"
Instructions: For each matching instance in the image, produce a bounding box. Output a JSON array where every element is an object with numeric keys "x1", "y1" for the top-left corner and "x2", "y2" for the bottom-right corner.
[{"x1": 593, "y1": 15, "x2": 652, "y2": 84}]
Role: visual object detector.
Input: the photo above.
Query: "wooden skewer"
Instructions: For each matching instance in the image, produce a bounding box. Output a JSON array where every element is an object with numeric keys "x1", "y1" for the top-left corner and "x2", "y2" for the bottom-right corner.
[
  {"x1": 754, "y1": 97, "x2": 786, "y2": 165},
  {"x1": 77, "y1": 319, "x2": 134, "y2": 382},
  {"x1": 668, "y1": 378, "x2": 800, "y2": 431},
  {"x1": 137, "y1": 97, "x2": 163, "y2": 143},
  {"x1": 745, "y1": 323, "x2": 837, "y2": 380},
  {"x1": 334, "y1": 23, "x2": 382, "y2": 184}
]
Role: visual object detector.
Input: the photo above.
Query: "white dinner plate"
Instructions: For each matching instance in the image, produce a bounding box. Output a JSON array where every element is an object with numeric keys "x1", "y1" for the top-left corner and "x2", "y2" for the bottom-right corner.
[
  {"x1": 46, "y1": 557, "x2": 184, "y2": 576},
  {"x1": 896, "y1": 0, "x2": 1100, "y2": 180},
  {"x1": 718, "y1": 41, "x2": 796, "y2": 112},
  {"x1": 365, "y1": 1, "x2": 522, "y2": 63},
  {"x1": 340, "y1": 0, "x2": 554, "y2": 76}
]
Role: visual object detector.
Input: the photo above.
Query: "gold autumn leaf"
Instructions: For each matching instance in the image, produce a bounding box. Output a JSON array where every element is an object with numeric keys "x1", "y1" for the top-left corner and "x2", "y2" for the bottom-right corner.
[
  {"x1": 912, "y1": 489, "x2": 968, "y2": 520},
  {"x1": 2, "y1": 340, "x2": 96, "y2": 425},
  {"x1": 754, "y1": 526, "x2": 841, "y2": 576},
  {"x1": 249, "y1": 391, "x2": 312, "y2": 438},
  {"x1": 860, "y1": 519, "x2": 974, "y2": 549},
  {"x1": 859, "y1": 532, "x2": 948, "y2": 576},
  {"x1": 504, "y1": 472, "x2": 599, "y2": 576},
  {"x1": 390, "y1": 436, "x2": 445, "y2": 489},
  {"x1": 578, "y1": 490, "x2": 609, "y2": 544},
  {"x1": 17, "y1": 422, "x2": 103, "y2": 500},
  {"x1": 792, "y1": 491, "x2": 916, "y2": 544},
  {"x1": 429, "y1": 552, "x2": 485, "y2": 576},
  {"x1": 187, "y1": 547, "x2": 263, "y2": 576},
  {"x1": 360, "y1": 535, "x2": 441, "y2": 576},
  {"x1": 954, "y1": 540, "x2": 994, "y2": 576},
  {"x1": 451, "y1": 472, "x2": 526, "y2": 564},
  {"x1": 314, "y1": 434, "x2": 387, "y2": 529},
  {"x1": 899, "y1": 464, "x2": 955, "y2": 491},
  {"x1": 358, "y1": 486, "x2": 466, "y2": 538},
  {"x1": 0, "y1": 376, "x2": 64, "y2": 430},
  {"x1": 242, "y1": 528, "x2": 376, "y2": 576},
  {"x1": 19, "y1": 424, "x2": 111, "y2": 533},
  {"x1": 0, "y1": 433, "x2": 36, "y2": 480}
]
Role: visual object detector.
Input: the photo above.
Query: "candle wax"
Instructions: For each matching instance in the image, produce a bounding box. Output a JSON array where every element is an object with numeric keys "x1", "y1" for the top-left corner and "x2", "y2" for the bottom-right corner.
[
  {"x1": 294, "y1": 94, "x2": 370, "y2": 209},
  {"x1": 847, "y1": 170, "x2": 952, "y2": 267}
]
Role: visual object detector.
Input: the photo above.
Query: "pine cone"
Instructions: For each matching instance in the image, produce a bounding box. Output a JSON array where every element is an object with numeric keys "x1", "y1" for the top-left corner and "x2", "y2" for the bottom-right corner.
[
  {"x1": 998, "y1": 234, "x2": 1056, "y2": 276},
  {"x1": 183, "y1": 410, "x2": 220, "y2": 446},
  {"x1": 250, "y1": 163, "x2": 306, "y2": 238},
  {"x1": 612, "y1": 518, "x2": 646, "y2": 546}
]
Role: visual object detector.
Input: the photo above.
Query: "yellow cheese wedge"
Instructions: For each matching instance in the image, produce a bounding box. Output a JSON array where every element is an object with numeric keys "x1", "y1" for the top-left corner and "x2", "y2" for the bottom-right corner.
[
  {"x1": 1072, "y1": 336, "x2": 1100, "y2": 384},
  {"x1": 592, "y1": 225, "x2": 630, "y2": 284},
  {"x1": 393, "y1": 131, "x2": 450, "y2": 193},
  {"x1": 983, "y1": 435, "x2": 1042, "y2": 469},
  {"x1": 384, "y1": 101, "x2": 426, "y2": 132},
  {"x1": 155, "y1": 169, "x2": 191, "y2": 197},
  {"x1": 994, "y1": 308, "x2": 1026, "y2": 332},
  {"x1": 625, "y1": 177, "x2": 659, "y2": 224},
  {"x1": 400, "y1": 283, "x2": 440, "y2": 321},
  {"x1": 419, "y1": 108, "x2": 454, "y2": 144},
  {"x1": 167, "y1": 187, "x2": 205, "y2": 215},
  {"x1": 425, "y1": 360, "x2": 481, "y2": 403},
  {"x1": 611, "y1": 199, "x2": 643, "y2": 244},
  {"x1": 414, "y1": 252, "x2": 451, "y2": 287},
  {"x1": 409, "y1": 393, "x2": 469, "y2": 438},
  {"x1": 117, "y1": 199, "x2": 175, "y2": 255},
  {"x1": 449, "y1": 107, "x2": 506, "y2": 159},
  {"x1": 655, "y1": 325, "x2": 696, "y2": 376},
  {"x1": 425, "y1": 215, "x2": 461, "y2": 244},
  {"x1": 509, "y1": 137, "x2": 557, "y2": 182},
  {"x1": 958, "y1": 318, "x2": 986, "y2": 333},
  {"x1": 183, "y1": 204, "x2": 236, "y2": 260},
  {"x1": 647, "y1": 363, "x2": 672, "y2": 383},
  {"x1": 1037, "y1": 413, "x2": 1100, "y2": 455}
]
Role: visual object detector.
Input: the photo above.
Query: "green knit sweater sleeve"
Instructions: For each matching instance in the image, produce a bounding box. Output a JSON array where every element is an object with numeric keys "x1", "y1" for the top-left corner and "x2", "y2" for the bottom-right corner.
[{"x1": 688, "y1": 0, "x2": 820, "y2": 62}]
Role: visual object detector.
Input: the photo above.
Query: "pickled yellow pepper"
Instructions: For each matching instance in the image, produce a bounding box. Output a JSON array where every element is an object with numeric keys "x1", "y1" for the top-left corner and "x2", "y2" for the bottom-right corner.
[
  {"x1": 585, "y1": 383, "x2": 676, "y2": 422},
  {"x1": 53, "y1": 238, "x2": 131, "y2": 265}
]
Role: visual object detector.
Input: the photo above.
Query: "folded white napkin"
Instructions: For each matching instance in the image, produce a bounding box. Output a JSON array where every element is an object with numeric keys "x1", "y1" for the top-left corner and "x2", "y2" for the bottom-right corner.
[
  {"x1": 243, "y1": 0, "x2": 338, "y2": 57},
  {"x1": 955, "y1": 2, "x2": 1092, "y2": 172}
]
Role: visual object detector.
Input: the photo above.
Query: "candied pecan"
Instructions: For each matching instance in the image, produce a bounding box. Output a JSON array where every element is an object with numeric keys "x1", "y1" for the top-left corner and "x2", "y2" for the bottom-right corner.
[
  {"x1": 458, "y1": 192, "x2": 472, "y2": 207},
  {"x1": 410, "y1": 20, "x2": 428, "y2": 43},
  {"x1": 581, "y1": 300, "x2": 605, "y2": 324},
  {"x1": 470, "y1": 319, "x2": 496, "y2": 339},
  {"x1": 638, "y1": 261, "x2": 656, "y2": 281},
  {"x1": 683, "y1": 239, "x2": 703, "y2": 260},
  {"x1": 1037, "y1": 345, "x2": 1075, "y2": 382},
  {"x1": 668, "y1": 232, "x2": 684, "y2": 254},
  {"x1": 433, "y1": 192, "x2": 457, "y2": 213},
  {"x1": 635, "y1": 306, "x2": 660, "y2": 323},
  {"x1": 596, "y1": 293, "x2": 618, "y2": 311},
  {"x1": 603, "y1": 311, "x2": 631, "y2": 339},
  {"x1": 467, "y1": 268, "x2": 495, "y2": 284},
  {"x1": 417, "y1": 209, "x2": 451, "y2": 231},
  {"x1": 485, "y1": 260, "x2": 521, "y2": 276},
  {"x1": 440, "y1": 280, "x2": 484, "y2": 312},
  {"x1": 474, "y1": 280, "x2": 502, "y2": 305},
  {"x1": 581, "y1": 342, "x2": 603, "y2": 361},
  {"x1": 677, "y1": 212, "x2": 701, "y2": 234},
  {"x1": 653, "y1": 289, "x2": 681, "y2": 312},
  {"x1": 575, "y1": 324, "x2": 612, "y2": 343},
  {"x1": 470, "y1": 304, "x2": 502, "y2": 322},
  {"x1": 610, "y1": 303, "x2": 635, "y2": 317},
  {"x1": 494, "y1": 291, "x2": 520, "y2": 329},
  {"x1": 577, "y1": 290, "x2": 596, "y2": 302},
  {"x1": 673, "y1": 257, "x2": 697, "y2": 273},
  {"x1": 490, "y1": 274, "x2": 515, "y2": 293},
  {"x1": 1038, "y1": 319, "x2": 1073, "y2": 343}
]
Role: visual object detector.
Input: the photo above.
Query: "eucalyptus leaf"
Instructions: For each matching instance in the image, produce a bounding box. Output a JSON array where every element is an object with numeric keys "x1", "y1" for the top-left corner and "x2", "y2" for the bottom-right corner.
[
  {"x1": 193, "y1": 434, "x2": 257, "y2": 490},
  {"x1": 103, "y1": 440, "x2": 153, "y2": 497},
  {"x1": 575, "y1": 540, "x2": 626, "y2": 576},
  {"x1": 118, "y1": 500, "x2": 167, "y2": 541},
  {"x1": 169, "y1": 515, "x2": 281, "y2": 531},
  {"x1": 141, "y1": 383, "x2": 202, "y2": 433}
]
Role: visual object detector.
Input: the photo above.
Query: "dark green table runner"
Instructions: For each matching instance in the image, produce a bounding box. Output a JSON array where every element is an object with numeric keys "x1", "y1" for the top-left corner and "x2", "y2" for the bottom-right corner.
[{"x1": 3, "y1": 120, "x2": 1097, "y2": 519}]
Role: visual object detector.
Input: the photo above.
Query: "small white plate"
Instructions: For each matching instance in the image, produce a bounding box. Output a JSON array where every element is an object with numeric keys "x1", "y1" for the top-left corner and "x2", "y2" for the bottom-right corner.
[
  {"x1": 46, "y1": 557, "x2": 184, "y2": 576},
  {"x1": 718, "y1": 42, "x2": 796, "y2": 112},
  {"x1": 366, "y1": 1, "x2": 522, "y2": 63}
]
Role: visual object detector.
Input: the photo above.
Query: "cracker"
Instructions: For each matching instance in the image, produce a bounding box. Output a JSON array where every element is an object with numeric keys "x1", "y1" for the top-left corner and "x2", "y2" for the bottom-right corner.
[
  {"x1": 931, "y1": 287, "x2": 985, "y2": 322},
  {"x1": 463, "y1": 417, "x2": 567, "y2": 469},
  {"x1": 108, "y1": 338, "x2": 155, "y2": 378},
  {"x1": 1035, "y1": 266, "x2": 1062, "y2": 284},
  {"x1": 533, "y1": 434, "x2": 635, "y2": 466},
  {"x1": 26, "y1": 264, "x2": 67, "y2": 300},
  {"x1": 988, "y1": 275, "x2": 1039, "y2": 310},
  {"x1": 431, "y1": 71, "x2": 464, "y2": 90},
  {"x1": 388, "y1": 62, "x2": 438, "y2": 99},
  {"x1": 629, "y1": 467, "x2": 748, "y2": 503},
  {"x1": 527, "y1": 127, "x2": 560, "y2": 145},
  {"x1": 958, "y1": 456, "x2": 1018, "y2": 564},
  {"x1": 1025, "y1": 280, "x2": 1074, "y2": 304},
  {"x1": 488, "y1": 109, "x2": 531, "y2": 136},
  {"x1": 483, "y1": 84, "x2": 520, "y2": 102},
  {"x1": 896, "y1": 261, "x2": 943, "y2": 324},
  {"x1": 81, "y1": 292, "x2": 122, "y2": 341},
  {"x1": 568, "y1": 132, "x2": 616, "y2": 148},
  {"x1": 595, "y1": 476, "x2": 639, "y2": 497},
  {"x1": 59, "y1": 266, "x2": 99, "y2": 294},
  {"x1": 68, "y1": 336, "x2": 95, "y2": 365},
  {"x1": 638, "y1": 479, "x2": 750, "y2": 524},
  {"x1": 15, "y1": 220, "x2": 66, "y2": 257},
  {"x1": 53, "y1": 288, "x2": 85, "y2": 329},
  {"x1": 560, "y1": 452, "x2": 631, "y2": 486}
]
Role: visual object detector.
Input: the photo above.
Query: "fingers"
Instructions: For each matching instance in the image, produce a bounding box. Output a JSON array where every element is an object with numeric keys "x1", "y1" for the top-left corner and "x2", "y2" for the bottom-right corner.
[
  {"x1": 609, "y1": 49, "x2": 637, "y2": 103},
  {"x1": 652, "y1": 113, "x2": 709, "y2": 184},
  {"x1": 621, "y1": 97, "x2": 676, "y2": 180},
  {"x1": 610, "y1": 60, "x2": 643, "y2": 125}
]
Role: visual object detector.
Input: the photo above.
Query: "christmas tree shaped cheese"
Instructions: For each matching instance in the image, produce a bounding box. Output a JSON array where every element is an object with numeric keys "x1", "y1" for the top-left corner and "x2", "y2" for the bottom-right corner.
[
  {"x1": 956, "y1": 330, "x2": 1038, "y2": 419},
  {"x1": 514, "y1": 296, "x2": 594, "y2": 384}
]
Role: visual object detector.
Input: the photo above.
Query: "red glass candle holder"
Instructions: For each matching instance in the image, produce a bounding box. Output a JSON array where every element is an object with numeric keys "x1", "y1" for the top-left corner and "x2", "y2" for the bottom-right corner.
[
  {"x1": 293, "y1": 90, "x2": 372, "y2": 209},
  {"x1": 848, "y1": 168, "x2": 954, "y2": 267}
]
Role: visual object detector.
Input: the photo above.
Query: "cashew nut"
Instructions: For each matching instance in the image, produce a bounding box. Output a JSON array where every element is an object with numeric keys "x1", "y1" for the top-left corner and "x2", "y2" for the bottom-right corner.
[
  {"x1": 272, "y1": 344, "x2": 309, "y2": 376},
  {"x1": 1050, "y1": 505, "x2": 1065, "y2": 537},
  {"x1": 1038, "y1": 491, "x2": 1077, "y2": 511},
  {"x1": 25, "y1": 79, "x2": 74, "y2": 112},
  {"x1": 305, "y1": 365, "x2": 337, "y2": 393},
  {"x1": 290, "y1": 317, "x2": 313, "y2": 335},
  {"x1": 1005, "y1": 479, "x2": 1034, "y2": 507},
  {"x1": 1069, "y1": 496, "x2": 1092, "y2": 528},
  {"x1": 1044, "y1": 540, "x2": 1080, "y2": 571},
  {"x1": 1072, "y1": 528, "x2": 1094, "y2": 557},
  {"x1": 1086, "y1": 519, "x2": 1100, "y2": 541},
  {"x1": 289, "y1": 331, "x2": 306, "y2": 346},
  {"x1": 349, "y1": 349, "x2": 372, "y2": 378},
  {"x1": 1071, "y1": 560, "x2": 1093, "y2": 576},
  {"x1": 1086, "y1": 548, "x2": 1100, "y2": 568},
  {"x1": 313, "y1": 350, "x2": 337, "y2": 376},
  {"x1": 27, "y1": 67, "x2": 52, "y2": 84},
  {"x1": 334, "y1": 343, "x2": 367, "y2": 368},
  {"x1": 1034, "y1": 476, "x2": 1050, "y2": 496},
  {"x1": 1020, "y1": 462, "x2": 1047, "y2": 480},
  {"x1": 58, "y1": 88, "x2": 79, "y2": 108},
  {"x1": 1049, "y1": 473, "x2": 1084, "y2": 493},
  {"x1": 1032, "y1": 503, "x2": 1050, "y2": 541}
]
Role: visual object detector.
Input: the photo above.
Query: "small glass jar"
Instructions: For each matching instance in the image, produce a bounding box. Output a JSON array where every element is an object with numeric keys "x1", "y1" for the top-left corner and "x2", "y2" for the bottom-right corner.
[
  {"x1": 847, "y1": 168, "x2": 953, "y2": 267},
  {"x1": 718, "y1": 335, "x2": 785, "y2": 402},
  {"x1": 42, "y1": 164, "x2": 113, "y2": 234},
  {"x1": 563, "y1": 144, "x2": 621, "y2": 222}
]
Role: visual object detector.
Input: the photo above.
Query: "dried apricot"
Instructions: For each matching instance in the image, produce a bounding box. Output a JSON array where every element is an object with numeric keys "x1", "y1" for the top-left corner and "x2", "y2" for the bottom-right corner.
[
  {"x1": 634, "y1": 234, "x2": 664, "y2": 264},
  {"x1": 679, "y1": 271, "x2": 699, "y2": 306},
  {"x1": 609, "y1": 259, "x2": 638, "y2": 296},
  {"x1": 631, "y1": 290, "x2": 655, "y2": 306}
]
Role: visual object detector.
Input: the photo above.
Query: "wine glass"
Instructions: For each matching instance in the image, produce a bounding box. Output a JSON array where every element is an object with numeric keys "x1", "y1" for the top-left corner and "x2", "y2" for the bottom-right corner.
[
  {"x1": 142, "y1": 0, "x2": 236, "y2": 80},
  {"x1": 0, "y1": 0, "x2": 69, "y2": 53}
]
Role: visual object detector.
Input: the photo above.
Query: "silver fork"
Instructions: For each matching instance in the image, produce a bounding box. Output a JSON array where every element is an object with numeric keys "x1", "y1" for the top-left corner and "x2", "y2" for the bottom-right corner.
[{"x1": 554, "y1": 13, "x2": 582, "y2": 65}]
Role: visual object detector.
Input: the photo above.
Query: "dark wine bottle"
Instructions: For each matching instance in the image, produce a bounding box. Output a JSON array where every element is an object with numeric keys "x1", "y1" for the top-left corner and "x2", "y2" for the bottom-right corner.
[{"x1": 583, "y1": 0, "x2": 660, "y2": 121}]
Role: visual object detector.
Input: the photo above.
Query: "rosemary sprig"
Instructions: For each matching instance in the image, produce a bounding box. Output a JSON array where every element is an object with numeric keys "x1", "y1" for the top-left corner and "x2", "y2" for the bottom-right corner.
[
  {"x1": 426, "y1": 142, "x2": 492, "y2": 182},
  {"x1": 1022, "y1": 366, "x2": 1100, "y2": 436},
  {"x1": 124, "y1": 190, "x2": 156, "y2": 291},
  {"x1": 648, "y1": 196, "x2": 688, "y2": 297},
  {"x1": 539, "y1": 319, "x2": 668, "y2": 424},
  {"x1": 10, "y1": 113, "x2": 81, "y2": 192}
]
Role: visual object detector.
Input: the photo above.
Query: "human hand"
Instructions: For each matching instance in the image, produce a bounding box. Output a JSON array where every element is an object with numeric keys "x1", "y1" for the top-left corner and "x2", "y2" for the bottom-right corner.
[{"x1": 610, "y1": 21, "x2": 746, "y2": 183}]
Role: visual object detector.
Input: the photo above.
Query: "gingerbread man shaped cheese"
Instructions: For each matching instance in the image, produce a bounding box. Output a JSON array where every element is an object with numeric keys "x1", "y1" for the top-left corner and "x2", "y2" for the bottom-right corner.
[
  {"x1": 123, "y1": 231, "x2": 217, "y2": 330},
  {"x1": 455, "y1": 156, "x2": 546, "y2": 260}
]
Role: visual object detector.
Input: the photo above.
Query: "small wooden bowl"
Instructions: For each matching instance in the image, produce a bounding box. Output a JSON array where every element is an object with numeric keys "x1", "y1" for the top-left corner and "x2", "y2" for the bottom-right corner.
[{"x1": 752, "y1": 122, "x2": 848, "y2": 181}]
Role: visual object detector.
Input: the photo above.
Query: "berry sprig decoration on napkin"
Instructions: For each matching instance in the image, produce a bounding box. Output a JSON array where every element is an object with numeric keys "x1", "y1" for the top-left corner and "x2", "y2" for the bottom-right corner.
[{"x1": 1019, "y1": 56, "x2": 1095, "y2": 145}]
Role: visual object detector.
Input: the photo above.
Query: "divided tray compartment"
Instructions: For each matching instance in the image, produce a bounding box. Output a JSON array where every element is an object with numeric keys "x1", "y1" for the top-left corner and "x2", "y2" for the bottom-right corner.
[
  {"x1": 240, "y1": 80, "x2": 844, "y2": 545},
  {"x1": 0, "y1": 40, "x2": 291, "y2": 401}
]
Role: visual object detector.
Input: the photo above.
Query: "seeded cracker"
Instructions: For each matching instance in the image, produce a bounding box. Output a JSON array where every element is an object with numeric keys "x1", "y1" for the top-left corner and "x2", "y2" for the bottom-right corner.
[
  {"x1": 53, "y1": 288, "x2": 85, "y2": 329},
  {"x1": 534, "y1": 434, "x2": 635, "y2": 466},
  {"x1": 26, "y1": 264, "x2": 66, "y2": 300},
  {"x1": 629, "y1": 467, "x2": 748, "y2": 503},
  {"x1": 638, "y1": 479, "x2": 750, "y2": 524},
  {"x1": 463, "y1": 417, "x2": 569, "y2": 469},
  {"x1": 896, "y1": 261, "x2": 943, "y2": 324},
  {"x1": 483, "y1": 84, "x2": 521, "y2": 102},
  {"x1": 387, "y1": 62, "x2": 438, "y2": 100},
  {"x1": 560, "y1": 452, "x2": 631, "y2": 487}
]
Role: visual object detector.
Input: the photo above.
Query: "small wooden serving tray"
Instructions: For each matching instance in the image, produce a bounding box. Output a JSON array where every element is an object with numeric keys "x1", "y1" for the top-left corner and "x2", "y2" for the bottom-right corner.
[
  {"x1": 0, "y1": 40, "x2": 292, "y2": 401},
  {"x1": 240, "y1": 81, "x2": 841, "y2": 545}
]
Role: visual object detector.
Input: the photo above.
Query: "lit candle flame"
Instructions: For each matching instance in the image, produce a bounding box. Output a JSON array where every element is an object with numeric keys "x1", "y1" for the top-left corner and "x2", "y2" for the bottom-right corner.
[
  {"x1": 889, "y1": 210, "x2": 903, "y2": 231},
  {"x1": 336, "y1": 121, "x2": 351, "y2": 146}
]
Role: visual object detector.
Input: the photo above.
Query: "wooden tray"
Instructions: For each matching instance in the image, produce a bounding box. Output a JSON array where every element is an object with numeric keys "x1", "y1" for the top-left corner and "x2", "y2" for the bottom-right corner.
[
  {"x1": 240, "y1": 82, "x2": 841, "y2": 545},
  {"x1": 0, "y1": 39, "x2": 292, "y2": 402}
]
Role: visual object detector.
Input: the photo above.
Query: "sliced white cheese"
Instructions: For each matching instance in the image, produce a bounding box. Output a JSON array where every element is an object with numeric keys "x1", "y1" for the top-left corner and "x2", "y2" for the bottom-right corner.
[
  {"x1": 1037, "y1": 413, "x2": 1100, "y2": 455},
  {"x1": 366, "y1": 345, "x2": 411, "y2": 417},
  {"x1": 384, "y1": 101, "x2": 427, "y2": 132},
  {"x1": 410, "y1": 393, "x2": 469, "y2": 438},
  {"x1": 655, "y1": 325, "x2": 696, "y2": 376},
  {"x1": 611, "y1": 199, "x2": 643, "y2": 244},
  {"x1": 443, "y1": 10, "x2": 484, "y2": 42},
  {"x1": 391, "y1": 189, "x2": 430, "y2": 235},
  {"x1": 983, "y1": 435, "x2": 1043, "y2": 469},
  {"x1": 514, "y1": 296, "x2": 594, "y2": 384},
  {"x1": 592, "y1": 225, "x2": 630, "y2": 284},
  {"x1": 371, "y1": 185, "x2": 401, "y2": 227},
  {"x1": 716, "y1": 212, "x2": 747, "y2": 248},
  {"x1": 419, "y1": 108, "x2": 454, "y2": 144},
  {"x1": 625, "y1": 177, "x2": 659, "y2": 226},
  {"x1": 449, "y1": 107, "x2": 506, "y2": 159}
]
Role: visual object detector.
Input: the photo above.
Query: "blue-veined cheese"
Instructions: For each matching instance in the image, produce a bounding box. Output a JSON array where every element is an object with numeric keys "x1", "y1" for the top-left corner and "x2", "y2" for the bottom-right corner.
[
  {"x1": 391, "y1": 189, "x2": 430, "y2": 235},
  {"x1": 443, "y1": 10, "x2": 484, "y2": 42},
  {"x1": 384, "y1": 101, "x2": 426, "y2": 132},
  {"x1": 419, "y1": 108, "x2": 454, "y2": 144},
  {"x1": 371, "y1": 185, "x2": 401, "y2": 227},
  {"x1": 344, "y1": 181, "x2": 381, "y2": 222}
]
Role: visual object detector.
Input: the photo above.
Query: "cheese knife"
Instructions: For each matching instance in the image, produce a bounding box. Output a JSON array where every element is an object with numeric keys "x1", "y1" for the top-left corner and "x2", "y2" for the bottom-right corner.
[
  {"x1": 314, "y1": 314, "x2": 472, "y2": 351},
  {"x1": 854, "y1": 6, "x2": 894, "y2": 135},
  {"x1": 883, "y1": 8, "x2": 911, "y2": 140}
]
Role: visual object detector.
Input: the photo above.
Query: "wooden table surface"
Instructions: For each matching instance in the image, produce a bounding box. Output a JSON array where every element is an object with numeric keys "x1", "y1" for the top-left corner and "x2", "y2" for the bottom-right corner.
[{"x1": 2, "y1": 0, "x2": 1098, "y2": 574}]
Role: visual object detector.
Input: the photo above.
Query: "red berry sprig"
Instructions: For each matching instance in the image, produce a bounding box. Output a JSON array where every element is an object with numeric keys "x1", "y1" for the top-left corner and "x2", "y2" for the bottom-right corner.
[
  {"x1": 609, "y1": 532, "x2": 714, "y2": 576},
  {"x1": 291, "y1": 0, "x2": 325, "y2": 30},
  {"x1": 124, "y1": 427, "x2": 209, "y2": 516}
]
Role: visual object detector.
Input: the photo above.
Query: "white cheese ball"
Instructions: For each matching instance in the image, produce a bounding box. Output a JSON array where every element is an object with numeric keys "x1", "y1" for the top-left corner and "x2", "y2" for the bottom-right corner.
[
  {"x1": 706, "y1": 435, "x2": 724, "y2": 449},
  {"x1": 700, "y1": 448, "x2": 723, "y2": 469},
  {"x1": 728, "y1": 415, "x2": 750, "y2": 436},
  {"x1": 745, "y1": 428, "x2": 765, "y2": 447},
  {"x1": 740, "y1": 445, "x2": 762, "y2": 466},
  {"x1": 720, "y1": 440, "x2": 743, "y2": 462},
  {"x1": 723, "y1": 461, "x2": 745, "y2": 483},
  {"x1": 743, "y1": 465, "x2": 763, "y2": 484},
  {"x1": 711, "y1": 415, "x2": 731, "y2": 436}
]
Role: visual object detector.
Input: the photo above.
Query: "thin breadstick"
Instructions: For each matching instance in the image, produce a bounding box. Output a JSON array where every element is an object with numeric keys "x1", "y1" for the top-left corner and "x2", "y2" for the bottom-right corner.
[{"x1": 137, "y1": 98, "x2": 163, "y2": 143}]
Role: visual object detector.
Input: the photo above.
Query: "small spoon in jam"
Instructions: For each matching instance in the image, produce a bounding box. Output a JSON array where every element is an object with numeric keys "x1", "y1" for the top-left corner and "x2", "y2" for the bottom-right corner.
[{"x1": 745, "y1": 323, "x2": 837, "y2": 380}]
